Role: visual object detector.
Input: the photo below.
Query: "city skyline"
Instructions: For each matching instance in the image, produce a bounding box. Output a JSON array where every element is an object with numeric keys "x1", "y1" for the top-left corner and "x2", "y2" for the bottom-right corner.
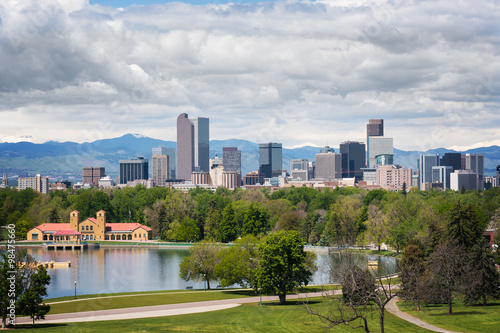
[{"x1": 1, "y1": 0, "x2": 499, "y2": 151}]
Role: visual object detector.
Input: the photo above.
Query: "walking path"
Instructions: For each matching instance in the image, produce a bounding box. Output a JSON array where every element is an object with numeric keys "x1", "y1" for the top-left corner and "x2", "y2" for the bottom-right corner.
[
  {"x1": 386, "y1": 298, "x2": 460, "y2": 333},
  {"x1": 18, "y1": 291, "x2": 461, "y2": 333},
  {"x1": 16, "y1": 291, "x2": 334, "y2": 325}
]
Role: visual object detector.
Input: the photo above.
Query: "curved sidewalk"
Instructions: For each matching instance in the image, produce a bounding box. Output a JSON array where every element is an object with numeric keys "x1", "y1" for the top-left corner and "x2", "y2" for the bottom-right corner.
[
  {"x1": 16, "y1": 291, "x2": 331, "y2": 325},
  {"x1": 386, "y1": 298, "x2": 460, "y2": 333}
]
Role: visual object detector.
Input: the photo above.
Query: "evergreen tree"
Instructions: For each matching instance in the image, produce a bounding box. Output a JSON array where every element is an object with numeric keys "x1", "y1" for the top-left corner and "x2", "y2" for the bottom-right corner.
[
  {"x1": 462, "y1": 238, "x2": 500, "y2": 305},
  {"x1": 446, "y1": 201, "x2": 483, "y2": 250},
  {"x1": 219, "y1": 204, "x2": 237, "y2": 243}
]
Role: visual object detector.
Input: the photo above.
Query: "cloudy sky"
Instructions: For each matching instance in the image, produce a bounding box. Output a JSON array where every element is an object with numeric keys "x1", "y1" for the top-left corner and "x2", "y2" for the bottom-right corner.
[{"x1": 1, "y1": 0, "x2": 499, "y2": 151}]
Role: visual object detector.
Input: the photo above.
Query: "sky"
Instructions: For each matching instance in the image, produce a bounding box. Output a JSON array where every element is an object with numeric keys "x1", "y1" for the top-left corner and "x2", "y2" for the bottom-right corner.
[{"x1": 0, "y1": 0, "x2": 499, "y2": 150}]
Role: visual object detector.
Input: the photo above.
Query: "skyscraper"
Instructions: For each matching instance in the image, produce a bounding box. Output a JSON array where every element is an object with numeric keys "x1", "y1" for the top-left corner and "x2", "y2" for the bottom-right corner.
[
  {"x1": 259, "y1": 143, "x2": 282, "y2": 179},
  {"x1": 440, "y1": 153, "x2": 462, "y2": 171},
  {"x1": 465, "y1": 153, "x2": 484, "y2": 190},
  {"x1": 497, "y1": 165, "x2": 500, "y2": 187},
  {"x1": 152, "y1": 146, "x2": 169, "y2": 186},
  {"x1": 340, "y1": 141, "x2": 366, "y2": 181},
  {"x1": 153, "y1": 146, "x2": 175, "y2": 179},
  {"x1": 418, "y1": 154, "x2": 440, "y2": 189},
  {"x1": 223, "y1": 147, "x2": 241, "y2": 173},
  {"x1": 176, "y1": 113, "x2": 210, "y2": 180},
  {"x1": 367, "y1": 119, "x2": 384, "y2": 136},
  {"x1": 315, "y1": 152, "x2": 342, "y2": 180},
  {"x1": 119, "y1": 157, "x2": 148, "y2": 184},
  {"x1": 367, "y1": 119, "x2": 383, "y2": 167},
  {"x1": 367, "y1": 137, "x2": 393, "y2": 168},
  {"x1": 432, "y1": 166, "x2": 453, "y2": 189}
]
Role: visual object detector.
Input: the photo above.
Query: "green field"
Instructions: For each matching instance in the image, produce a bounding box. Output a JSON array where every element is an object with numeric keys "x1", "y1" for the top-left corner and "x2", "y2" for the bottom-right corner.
[
  {"x1": 45, "y1": 285, "x2": 340, "y2": 315},
  {"x1": 398, "y1": 300, "x2": 500, "y2": 333},
  {"x1": 14, "y1": 298, "x2": 432, "y2": 332}
]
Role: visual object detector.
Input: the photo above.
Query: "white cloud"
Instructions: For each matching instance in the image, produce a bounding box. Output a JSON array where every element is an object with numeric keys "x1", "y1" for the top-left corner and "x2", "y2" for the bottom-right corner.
[{"x1": 0, "y1": 0, "x2": 499, "y2": 149}]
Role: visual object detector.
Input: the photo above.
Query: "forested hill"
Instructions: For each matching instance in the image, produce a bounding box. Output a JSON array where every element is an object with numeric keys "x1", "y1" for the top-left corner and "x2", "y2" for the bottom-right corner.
[{"x1": 0, "y1": 134, "x2": 499, "y2": 177}]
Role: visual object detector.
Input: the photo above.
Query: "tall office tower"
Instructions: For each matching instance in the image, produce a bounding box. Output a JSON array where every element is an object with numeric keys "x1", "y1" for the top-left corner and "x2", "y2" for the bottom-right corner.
[
  {"x1": 340, "y1": 141, "x2": 366, "y2": 181},
  {"x1": 440, "y1": 152, "x2": 462, "y2": 171},
  {"x1": 465, "y1": 153, "x2": 485, "y2": 190},
  {"x1": 432, "y1": 166, "x2": 453, "y2": 189},
  {"x1": 119, "y1": 157, "x2": 149, "y2": 184},
  {"x1": 367, "y1": 119, "x2": 384, "y2": 136},
  {"x1": 223, "y1": 147, "x2": 241, "y2": 173},
  {"x1": 450, "y1": 170, "x2": 478, "y2": 191},
  {"x1": 176, "y1": 113, "x2": 210, "y2": 180},
  {"x1": 290, "y1": 159, "x2": 310, "y2": 181},
  {"x1": 152, "y1": 153, "x2": 169, "y2": 187},
  {"x1": 418, "y1": 154, "x2": 440, "y2": 189},
  {"x1": 315, "y1": 152, "x2": 342, "y2": 180},
  {"x1": 259, "y1": 143, "x2": 282, "y2": 178},
  {"x1": 367, "y1": 137, "x2": 393, "y2": 168},
  {"x1": 290, "y1": 159, "x2": 309, "y2": 171},
  {"x1": 497, "y1": 165, "x2": 500, "y2": 187},
  {"x1": 192, "y1": 117, "x2": 210, "y2": 172},
  {"x1": 367, "y1": 119, "x2": 384, "y2": 166},
  {"x1": 18, "y1": 174, "x2": 49, "y2": 194},
  {"x1": 2, "y1": 173, "x2": 7, "y2": 187},
  {"x1": 153, "y1": 146, "x2": 176, "y2": 180},
  {"x1": 164, "y1": 148, "x2": 176, "y2": 179},
  {"x1": 82, "y1": 167, "x2": 105, "y2": 186},
  {"x1": 461, "y1": 155, "x2": 467, "y2": 170},
  {"x1": 320, "y1": 146, "x2": 335, "y2": 154}
]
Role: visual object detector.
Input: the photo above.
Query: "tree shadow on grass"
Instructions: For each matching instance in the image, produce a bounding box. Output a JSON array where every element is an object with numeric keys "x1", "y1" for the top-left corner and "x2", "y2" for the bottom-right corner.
[
  {"x1": 12, "y1": 323, "x2": 68, "y2": 330},
  {"x1": 429, "y1": 311, "x2": 486, "y2": 316},
  {"x1": 221, "y1": 289, "x2": 259, "y2": 297}
]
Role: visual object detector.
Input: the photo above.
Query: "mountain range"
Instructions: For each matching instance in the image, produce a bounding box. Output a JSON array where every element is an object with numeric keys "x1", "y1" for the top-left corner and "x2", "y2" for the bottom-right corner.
[{"x1": 0, "y1": 134, "x2": 499, "y2": 180}]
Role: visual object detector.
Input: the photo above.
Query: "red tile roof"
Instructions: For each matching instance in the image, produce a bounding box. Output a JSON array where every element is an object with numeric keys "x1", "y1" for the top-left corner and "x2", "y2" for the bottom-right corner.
[
  {"x1": 86, "y1": 218, "x2": 97, "y2": 224},
  {"x1": 33, "y1": 224, "x2": 73, "y2": 232},
  {"x1": 53, "y1": 230, "x2": 82, "y2": 236},
  {"x1": 105, "y1": 223, "x2": 152, "y2": 232},
  {"x1": 31, "y1": 222, "x2": 151, "y2": 233}
]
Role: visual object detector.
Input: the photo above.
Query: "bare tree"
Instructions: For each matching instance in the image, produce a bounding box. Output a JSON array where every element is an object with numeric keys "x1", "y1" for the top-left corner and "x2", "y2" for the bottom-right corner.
[
  {"x1": 304, "y1": 251, "x2": 398, "y2": 333},
  {"x1": 427, "y1": 240, "x2": 466, "y2": 315}
]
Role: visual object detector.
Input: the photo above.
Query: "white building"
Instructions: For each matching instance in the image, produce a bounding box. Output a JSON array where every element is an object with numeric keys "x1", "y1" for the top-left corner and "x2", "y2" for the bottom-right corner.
[{"x1": 18, "y1": 174, "x2": 49, "y2": 194}]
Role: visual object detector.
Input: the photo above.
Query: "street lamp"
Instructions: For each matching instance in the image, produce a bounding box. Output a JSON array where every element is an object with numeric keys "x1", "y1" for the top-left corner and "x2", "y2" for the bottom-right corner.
[
  {"x1": 250, "y1": 258, "x2": 262, "y2": 306},
  {"x1": 203, "y1": 273, "x2": 206, "y2": 291},
  {"x1": 74, "y1": 281, "x2": 77, "y2": 300}
]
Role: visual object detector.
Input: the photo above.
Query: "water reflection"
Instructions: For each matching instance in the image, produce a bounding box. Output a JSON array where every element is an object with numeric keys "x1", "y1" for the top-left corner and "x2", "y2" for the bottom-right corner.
[{"x1": 18, "y1": 248, "x2": 399, "y2": 299}]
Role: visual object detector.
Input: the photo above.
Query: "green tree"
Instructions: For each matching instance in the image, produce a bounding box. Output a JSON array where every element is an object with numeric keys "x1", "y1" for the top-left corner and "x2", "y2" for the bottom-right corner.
[
  {"x1": 242, "y1": 203, "x2": 270, "y2": 237},
  {"x1": 462, "y1": 238, "x2": 500, "y2": 305},
  {"x1": 215, "y1": 235, "x2": 260, "y2": 287},
  {"x1": 203, "y1": 207, "x2": 221, "y2": 241},
  {"x1": 274, "y1": 211, "x2": 303, "y2": 232},
  {"x1": 219, "y1": 203, "x2": 237, "y2": 243},
  {"x1": 255, "y1": 230, "x2": 313, "y2": 305},
  {"x1": 177, "y1": 217, "x2": 201, "y2": 242},
  {"x1": 0, "y1": 252, "x2": 51, "y2": 328},
  {"x1": 18, "y1": 265, "x2": 51, "y2": 325},
  {"x1": 179, "y1": 241, "x2": 224, "y2": 290},
  {"x1": 446, "y1": 200, "x2": 484, "y2": 250}
]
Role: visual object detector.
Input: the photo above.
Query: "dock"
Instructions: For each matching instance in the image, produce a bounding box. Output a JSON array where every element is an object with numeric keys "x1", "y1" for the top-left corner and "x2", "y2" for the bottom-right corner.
[
  {"x1": 21, "y1": 260, "x2": 71, "y2": 269},
  {"x1": 39, "y1": 260, "x2": 71, "y2": 268},
  {"x1": 43, "y1": 241, "x2": 88, "y2": 251}
]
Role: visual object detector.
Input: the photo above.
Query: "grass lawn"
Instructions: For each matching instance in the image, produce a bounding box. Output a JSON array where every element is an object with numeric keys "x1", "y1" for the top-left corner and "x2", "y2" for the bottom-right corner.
[
  {"x1": 45, "y1": 285, "x2": 341, "y2": 315},
  {"x1": 398, "y1": 300, "x2": 500, "y2": 333},
  {"x1": 46, "y1": 289, "x2": 258, "y2": 315},
  {"x1": 14, "y1": 298, "x2": 432, "y2": 332}
]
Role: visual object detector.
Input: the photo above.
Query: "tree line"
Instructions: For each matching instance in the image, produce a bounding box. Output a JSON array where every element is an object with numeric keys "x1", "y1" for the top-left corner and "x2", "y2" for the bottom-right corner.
[{"x1": 1, "y1": 185, "x2": 500, "y2": 254}]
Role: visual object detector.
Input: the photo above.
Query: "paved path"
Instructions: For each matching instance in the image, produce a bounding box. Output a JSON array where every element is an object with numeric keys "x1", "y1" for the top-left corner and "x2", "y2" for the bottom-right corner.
[
  {"x1": 386, "y1": 298, "x2": 460, "y2": 333},
  {"x1": 16, "y1": 291, "x2": 334, "y2": 325}
]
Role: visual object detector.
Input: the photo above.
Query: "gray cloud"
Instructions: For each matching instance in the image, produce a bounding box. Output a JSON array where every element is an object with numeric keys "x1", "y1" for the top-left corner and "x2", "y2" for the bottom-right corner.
[{"x1": 0, "y1": 0, "x2": 499, "y2": 149}]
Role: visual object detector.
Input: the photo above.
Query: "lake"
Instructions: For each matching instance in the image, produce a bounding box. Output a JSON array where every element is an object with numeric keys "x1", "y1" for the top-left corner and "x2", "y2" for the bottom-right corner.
[{"x1": 19, "y1": 247, "x2": 399, "y2": 299}]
